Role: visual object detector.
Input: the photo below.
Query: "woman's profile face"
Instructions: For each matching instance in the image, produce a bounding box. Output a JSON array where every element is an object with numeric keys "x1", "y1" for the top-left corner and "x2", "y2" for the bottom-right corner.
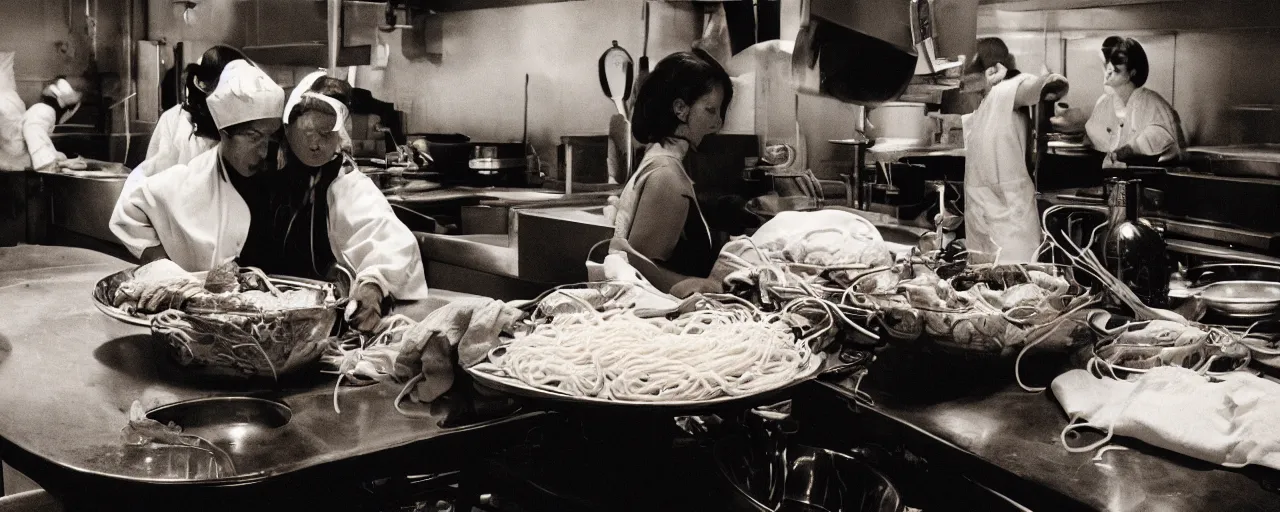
[
  {"x1": 679, "y1": 84, "x2": 725, "y2": 146},
  {"x1": 1104, "y1": 61, "x2": 1134, "y2": 88},
  {"x1": 286, "y1": 110, "x2": 341, "y2": 167}
]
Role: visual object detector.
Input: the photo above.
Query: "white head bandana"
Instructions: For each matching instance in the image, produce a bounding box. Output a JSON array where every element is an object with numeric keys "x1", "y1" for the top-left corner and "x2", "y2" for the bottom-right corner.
[
  {"x1": 283, "y1": 70, "x2": 349, "y2": 132},
  {"x1": 206, "y1": 59, "x2": 285, "y2": 131},
  {"x1": 44, "y1": 78, "x2": 81, "y2": 123}
]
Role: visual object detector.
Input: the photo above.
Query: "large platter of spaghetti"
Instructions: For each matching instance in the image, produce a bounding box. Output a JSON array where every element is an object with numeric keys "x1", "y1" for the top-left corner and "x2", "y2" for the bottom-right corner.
[{"x1": 467, "y1": 297, "x2": 826, "y2": 409}]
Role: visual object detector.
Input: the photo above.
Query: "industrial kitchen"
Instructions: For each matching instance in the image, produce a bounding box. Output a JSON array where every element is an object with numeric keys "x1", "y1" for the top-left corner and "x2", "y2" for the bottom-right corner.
[{"x1": 1, "y1": 0, "x2": 1279, "y2": 511}]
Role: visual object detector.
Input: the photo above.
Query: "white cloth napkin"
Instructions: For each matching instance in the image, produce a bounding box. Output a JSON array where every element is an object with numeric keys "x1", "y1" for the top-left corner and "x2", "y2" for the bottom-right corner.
[{"x1": 1051, "y1": 367, "x2": 1280, "y2": 470}]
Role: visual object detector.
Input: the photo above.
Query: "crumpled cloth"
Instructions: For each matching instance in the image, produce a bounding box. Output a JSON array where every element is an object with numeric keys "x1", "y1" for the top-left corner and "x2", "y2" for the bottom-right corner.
[
  {"x1": 1051, "y1": 366, "x2": 1280, "y2": 470},
  {"x1": 393, "y1": 297, "x2": 523, "y2": 403},
  {"x1": 321, "y1": 297, "x2": 522, "y2": 404}
]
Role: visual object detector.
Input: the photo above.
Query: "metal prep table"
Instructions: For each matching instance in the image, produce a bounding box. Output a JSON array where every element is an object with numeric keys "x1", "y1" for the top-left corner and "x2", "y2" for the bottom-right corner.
[{"x1": 0, "y1": 245, "x2": 551, "y2": 511}]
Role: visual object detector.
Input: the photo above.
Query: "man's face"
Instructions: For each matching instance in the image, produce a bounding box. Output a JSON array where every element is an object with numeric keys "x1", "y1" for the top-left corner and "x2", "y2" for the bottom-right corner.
[{"x1": 219, "y1": 118, "x2": 283, "y2": 177}]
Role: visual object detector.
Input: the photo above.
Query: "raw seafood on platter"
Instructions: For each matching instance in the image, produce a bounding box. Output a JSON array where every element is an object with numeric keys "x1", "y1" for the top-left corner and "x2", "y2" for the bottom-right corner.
[
  {"x1": 852, "y1": 263, "x2": 1096, "y2": 357},
  {"x1": 113, "y1": 259, "x2": 320, "y2": 315}
]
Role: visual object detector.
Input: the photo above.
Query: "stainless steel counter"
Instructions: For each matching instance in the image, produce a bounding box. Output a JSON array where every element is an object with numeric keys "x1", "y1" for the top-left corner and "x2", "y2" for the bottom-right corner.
[
  {"x1": 37, "y1": 171, "x2": 126, "y2": 245},
  {"x1": 0, "y1": 246, "x2": 547, "y2": 508},
  {"x1": 806, "y1": 351, "x2": 1280, "y2": 512}
]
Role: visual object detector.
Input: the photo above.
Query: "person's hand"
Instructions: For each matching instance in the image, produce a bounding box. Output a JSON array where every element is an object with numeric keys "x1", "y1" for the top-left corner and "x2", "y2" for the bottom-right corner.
[
  {"x1": 1111, "y1": 144, "x2": 1136, "y2": 162},
  {"x1": 670, "y1": 277, "x2": 722, "y2": 299},
  {"x1": 985, "y1": 63, "x2": 1009, "y2": 88},
  {"x1": 345, "y1": 282, "x2": 385, "y2": 332},
  {"x1": 1050, "y1": 106, "x2": 1089, "y2": 134},
  {"x1": 140, "y1": 245, "x2": 170, "y2": 264},
  {"x1": 1041, "y1": 73, "x2": 1069, "y2": 102}
]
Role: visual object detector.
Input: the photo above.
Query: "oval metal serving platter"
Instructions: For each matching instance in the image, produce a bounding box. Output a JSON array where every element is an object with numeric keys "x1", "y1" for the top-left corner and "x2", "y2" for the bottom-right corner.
[
  {"x1": 465, "y1": 353, "x2": 828, "y2": 412},
  {"x1": 92, "y1": 266, "x2": 334, "y2": 327}
]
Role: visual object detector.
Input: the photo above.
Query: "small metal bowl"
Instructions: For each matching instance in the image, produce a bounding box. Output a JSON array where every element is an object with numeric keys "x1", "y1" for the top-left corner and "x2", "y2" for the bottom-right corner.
[
  {"x1": 147, "y1": 397, "x2": 292, "y2": 460},
  {"x1": 1198, "y1": 280, "x2": 1280, "y2": 318}
]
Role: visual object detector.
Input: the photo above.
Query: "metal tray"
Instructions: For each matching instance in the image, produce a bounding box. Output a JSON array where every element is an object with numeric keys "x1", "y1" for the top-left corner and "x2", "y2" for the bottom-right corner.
[
  {"x1": 92, "y1": 266, "x2": 334, "y2": 327},
  {"x1": 465, "y1": 353, "x2": 828, "y2": 413}
]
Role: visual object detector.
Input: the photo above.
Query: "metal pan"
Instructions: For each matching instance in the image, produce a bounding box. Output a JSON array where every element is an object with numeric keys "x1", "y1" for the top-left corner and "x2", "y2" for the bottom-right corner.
[
  {"x1": 1197, "y1": 281, "x2": 1280, "y2": 318},
  {"x1": 92, "y1": 267, "x2": 335, "y2": 327},
  {"x1": 465, "y1": 352, "x2": 829, "y2": 414}
]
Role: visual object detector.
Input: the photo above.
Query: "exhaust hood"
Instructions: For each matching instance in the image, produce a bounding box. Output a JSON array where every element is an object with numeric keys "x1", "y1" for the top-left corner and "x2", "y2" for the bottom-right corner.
[{"x1": 795, "y1": 0, "x2": 978, "y2": 106}]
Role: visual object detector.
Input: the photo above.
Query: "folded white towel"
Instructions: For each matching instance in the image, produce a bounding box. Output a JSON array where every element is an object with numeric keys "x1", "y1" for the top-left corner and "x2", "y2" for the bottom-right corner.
[{"x1": 1051, "y1": 367, "x2": 1280, "y2": 470}]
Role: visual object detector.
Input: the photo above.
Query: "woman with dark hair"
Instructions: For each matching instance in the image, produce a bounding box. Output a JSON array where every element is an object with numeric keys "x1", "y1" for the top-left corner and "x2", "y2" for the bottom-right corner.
[
  {"x1": 605, "y1": 49, "x2": 733, "y2": 297},
  {"x1": 115, "y1": 46, "x2": 248, "y2": 205},
  {"x1": 235, "y1": 71, "x2": 426, "y2": 330},
  {"x1": 1084, "y1": 37, "x2": 1185, "y2": 166},
  {"x1": 962, "y1": 37, "x2": 1068, "y2": 263}
]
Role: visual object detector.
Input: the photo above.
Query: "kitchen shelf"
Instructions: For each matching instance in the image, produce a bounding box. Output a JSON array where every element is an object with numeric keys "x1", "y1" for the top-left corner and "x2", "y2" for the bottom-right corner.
[
  {"x1": 241, "y1": 43, "x2": 373, "y2": 67},
  {"x1": 979, "y1": 0, "x2": 1189, "y2": 11}
]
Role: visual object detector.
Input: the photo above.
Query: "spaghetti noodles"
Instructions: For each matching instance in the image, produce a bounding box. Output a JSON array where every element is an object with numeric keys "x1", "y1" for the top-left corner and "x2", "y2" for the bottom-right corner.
[{"x1": 485, "y1": 307, "x2": 818, "y2": 402}]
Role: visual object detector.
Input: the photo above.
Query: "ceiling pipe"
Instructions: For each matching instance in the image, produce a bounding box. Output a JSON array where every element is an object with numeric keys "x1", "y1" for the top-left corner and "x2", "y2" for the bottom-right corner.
[{"x1": 328, "y1": 0, "x2": 341, "y2": 70}]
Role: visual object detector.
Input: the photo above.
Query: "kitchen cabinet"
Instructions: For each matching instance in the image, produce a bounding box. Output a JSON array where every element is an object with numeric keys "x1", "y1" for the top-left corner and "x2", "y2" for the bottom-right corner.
[{"x1": 240, "y1": 0, "x2": 381, "y2": 67}]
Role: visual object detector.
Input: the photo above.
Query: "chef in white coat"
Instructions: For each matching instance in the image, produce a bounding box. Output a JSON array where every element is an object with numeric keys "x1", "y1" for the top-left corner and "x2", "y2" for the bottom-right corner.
[
  {"x1": 115, "y1": 45, "x2": 246, "y2": 205},
  {"x1": 962, "y1": 38, "x2": 1068, "y2": 264},
  {"x1": 22, "y1": 77, "x2": 81, "y2": 170},
  {"x1": 110, "y1": 60, "x2": 428, "y2": 330}
]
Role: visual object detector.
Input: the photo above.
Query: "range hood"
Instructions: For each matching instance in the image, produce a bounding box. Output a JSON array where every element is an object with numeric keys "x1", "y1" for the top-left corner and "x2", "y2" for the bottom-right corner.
[
  {"x1": 241, "y1": 0, "x2": 382, "y2": 67},
  {"x1": 795, "y1": 0, "x2": 978, "y2": 106}
]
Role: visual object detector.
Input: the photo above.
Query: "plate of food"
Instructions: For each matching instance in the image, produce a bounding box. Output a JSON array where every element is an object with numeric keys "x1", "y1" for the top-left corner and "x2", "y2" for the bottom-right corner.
[
  {"x1": 92, "y1": 259, "x2": 336, "y2": 327},
  {"x1": 465, "y1": 288, "x2": 829, "y2": 411}
]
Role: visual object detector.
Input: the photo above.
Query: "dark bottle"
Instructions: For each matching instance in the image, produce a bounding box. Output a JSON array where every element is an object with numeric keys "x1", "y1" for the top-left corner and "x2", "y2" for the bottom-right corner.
[{"x1": 1100, "y1": 178, "x2": 1170, "y2": 308}]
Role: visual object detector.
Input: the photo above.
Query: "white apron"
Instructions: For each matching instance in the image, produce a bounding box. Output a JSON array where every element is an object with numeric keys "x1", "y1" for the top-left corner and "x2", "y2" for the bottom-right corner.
[{"x1": 963, "y1": 73, "x2": 1041, "y2": 264}]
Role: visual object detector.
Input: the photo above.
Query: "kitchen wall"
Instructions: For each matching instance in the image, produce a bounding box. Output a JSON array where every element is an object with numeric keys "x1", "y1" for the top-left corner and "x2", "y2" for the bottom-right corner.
[
  {"x1": 138, "y1": 0, "x2": 862, "y2": 180},
  {"x1": 979, "y1": 0, "x2": 1280, "y2": 147},
  {"x1": 353, "y1": 0, "x2": 861, "y2": 180},
  {"x1": 0, "y1": 0, "x2": 108, "y2": 106}
]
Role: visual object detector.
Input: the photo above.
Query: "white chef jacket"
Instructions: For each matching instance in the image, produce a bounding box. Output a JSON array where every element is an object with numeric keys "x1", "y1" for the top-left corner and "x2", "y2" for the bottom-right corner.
[
  {"x1": 21, "y1": 103, "x2": 59, "y2": 170},
  {"x1": 1085, "y1": 87, "x2": 1185, "y2": 162},
  {"x1": 109, "y1": 146, "x2": 429, "y2": 300},
  {"x1": 117, "y1": 105, "x2": 218, "y2": 203}
]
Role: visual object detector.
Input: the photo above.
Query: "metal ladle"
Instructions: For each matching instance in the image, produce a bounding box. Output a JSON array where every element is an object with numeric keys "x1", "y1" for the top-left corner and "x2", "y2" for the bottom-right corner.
[{"x1": 599, "y1": 41, "x2": 635, "y2": 182}]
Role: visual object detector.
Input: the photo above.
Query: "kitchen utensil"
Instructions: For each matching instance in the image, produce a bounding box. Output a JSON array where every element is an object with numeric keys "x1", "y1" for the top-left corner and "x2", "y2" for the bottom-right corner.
[
  {"x1": 600, "y1": 41, "x2": 635, "y2": 188},
  {"x1": 1187, "y1": 263, "x2": 1280, "y2": 286},
  {"x1": 637, "y1": 2, "x2": 650, "y2": 86},
  {"x1": 1187, "y1": 281, "x2": 1280, "y2": 319},
  {"x1": 598, "y1": 41, "x2": 634, "y2": 118}
]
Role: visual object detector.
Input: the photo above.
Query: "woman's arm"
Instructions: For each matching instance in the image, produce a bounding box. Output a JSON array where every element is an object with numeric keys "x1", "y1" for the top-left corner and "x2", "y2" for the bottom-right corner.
[
  {"x1": 610, "y1": 237, "x2": 716, "y2": 297},
  {"x1": 327, "y1": 168, "x2": 429, "y2": 301},
  {"x1": 1013, "y1": 73, "x2": 1069, "y2": 108},
  {"x1": 620, "y1": 167, "x2": 706, "y2": 294}
]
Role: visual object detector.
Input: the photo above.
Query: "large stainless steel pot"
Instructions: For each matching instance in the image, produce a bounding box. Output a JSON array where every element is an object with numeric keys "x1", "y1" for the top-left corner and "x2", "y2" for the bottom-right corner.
[{"x1": 716, "y1": 436, "x2": 903, "y2": 512}]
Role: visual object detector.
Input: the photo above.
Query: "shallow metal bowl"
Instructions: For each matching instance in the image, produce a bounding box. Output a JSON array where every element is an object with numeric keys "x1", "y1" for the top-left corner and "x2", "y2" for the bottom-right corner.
[{"x1": 1199, "y1": 280, "x2": 1280, "y2": 318}]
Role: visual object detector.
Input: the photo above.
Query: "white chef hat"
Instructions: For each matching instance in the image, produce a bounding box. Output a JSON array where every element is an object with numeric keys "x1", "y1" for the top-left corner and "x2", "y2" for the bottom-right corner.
[
  {"x1": 207, "y1": 59, "x2": 285, "y2": 131},
  {"x1": 283, "y1": 70, "x2": 349, "y2": 132}
]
